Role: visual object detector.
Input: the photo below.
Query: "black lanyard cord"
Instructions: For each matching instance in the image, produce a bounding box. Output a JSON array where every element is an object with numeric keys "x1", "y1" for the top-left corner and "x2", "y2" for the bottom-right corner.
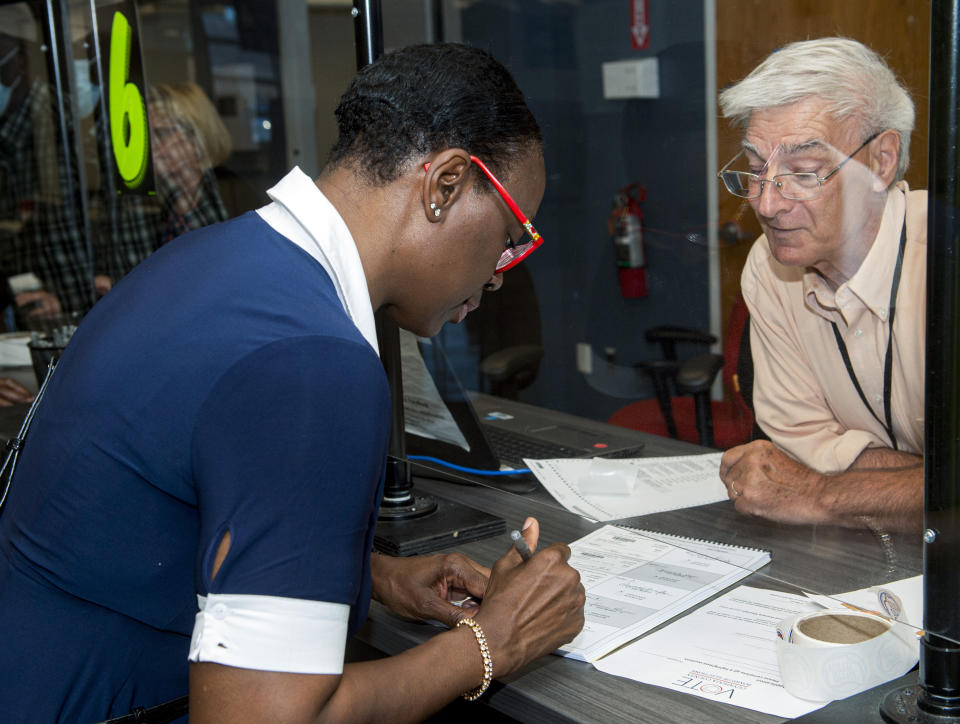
[
  {"x1": 830, "y1": 217, "x2": 907, "y2": 451},
  {"x1": 0, "y1": 358, "x2": 56, "y2": 513}
]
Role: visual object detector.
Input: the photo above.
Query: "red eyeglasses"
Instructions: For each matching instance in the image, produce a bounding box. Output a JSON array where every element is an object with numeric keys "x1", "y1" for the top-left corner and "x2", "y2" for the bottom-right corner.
[{"x1": 424, "y1": 155, "x2": 545, "y2": 272}]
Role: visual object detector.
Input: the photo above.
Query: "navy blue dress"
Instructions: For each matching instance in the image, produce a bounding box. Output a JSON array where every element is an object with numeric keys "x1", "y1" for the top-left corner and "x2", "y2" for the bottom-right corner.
[{"x1": 0, "y1": 212, "x2": 390, "y2": 722}]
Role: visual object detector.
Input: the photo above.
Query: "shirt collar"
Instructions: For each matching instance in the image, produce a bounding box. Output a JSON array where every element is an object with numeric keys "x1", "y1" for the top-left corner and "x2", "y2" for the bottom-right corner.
[
  {"x1": 803, "y1": 181, "x2": 909, "y2": 322},
  {"x1": 257, "y1": 167, "x2": 379, "y2": 356}
]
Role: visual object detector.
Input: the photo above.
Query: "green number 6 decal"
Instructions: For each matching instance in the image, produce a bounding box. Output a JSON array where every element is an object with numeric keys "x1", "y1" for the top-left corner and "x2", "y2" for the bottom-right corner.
[{"x1": 109, "y1": 11, "x2": 148, "y2": 189}]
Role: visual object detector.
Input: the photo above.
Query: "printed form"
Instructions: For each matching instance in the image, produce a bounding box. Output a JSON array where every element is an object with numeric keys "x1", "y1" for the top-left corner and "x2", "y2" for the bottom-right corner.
[
  {"x1": 525, "y1": 453, "x2": 727, "y2": 522},
  {"x1": 561, "y1": 525, "x2": 769, "y2": 662},
  {"x1": 594, "y1": 585, "x2": 825, "y2": 718}
]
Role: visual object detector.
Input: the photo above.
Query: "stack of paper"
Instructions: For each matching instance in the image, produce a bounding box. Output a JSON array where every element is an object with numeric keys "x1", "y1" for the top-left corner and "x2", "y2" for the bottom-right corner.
[{"x1": 560, "y1": 525, "x2": 770, "y2": 662}]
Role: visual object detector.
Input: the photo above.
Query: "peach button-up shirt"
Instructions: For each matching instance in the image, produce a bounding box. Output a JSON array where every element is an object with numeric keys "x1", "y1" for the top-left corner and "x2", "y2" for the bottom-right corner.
[{"x1": 741, "y1": 182, "x2": 926, "y2": 473}]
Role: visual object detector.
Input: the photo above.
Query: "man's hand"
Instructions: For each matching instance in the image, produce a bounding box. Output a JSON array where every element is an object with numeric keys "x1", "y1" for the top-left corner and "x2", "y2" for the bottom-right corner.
[
  {"x1": 370, "y1": 551, "x2": 489, "y2": 627},
  {"x1": 720, "y1": 440, "x2": 923, "y2": 531},
  {"x1": 0, "y1": 377, "x2": 33, "y2": 406},
  {"x1": 720, "y1": 440, "x2": 832, "y2": 526}
]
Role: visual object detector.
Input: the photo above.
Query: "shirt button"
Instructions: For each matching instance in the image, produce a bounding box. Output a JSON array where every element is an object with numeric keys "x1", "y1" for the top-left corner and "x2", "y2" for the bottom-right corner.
[
  {"x1": 873, "y1": 394, "x2": 883, "y2": 404},
  {"x1": 213, "y1": 603, "x2": 228, "y2": 620},
  {"x1": 854, "y1": 329, "x2": 864, "y2": 337}
]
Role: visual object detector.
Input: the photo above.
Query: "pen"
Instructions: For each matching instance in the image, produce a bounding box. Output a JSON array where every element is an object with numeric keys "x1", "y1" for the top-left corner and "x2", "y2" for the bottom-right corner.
[{"x1": 510, "y1": 529, "x2": 534, "y2": 561}]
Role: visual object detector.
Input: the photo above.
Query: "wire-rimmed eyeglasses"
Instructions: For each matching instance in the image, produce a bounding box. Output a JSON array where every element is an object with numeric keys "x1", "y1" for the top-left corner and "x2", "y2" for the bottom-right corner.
[
  {"x1": 424, "y1": 156, "x2": 544, "y2": 272},
  {"x1": 717, "y1": 131, "x2": 881, "y2": 201}
]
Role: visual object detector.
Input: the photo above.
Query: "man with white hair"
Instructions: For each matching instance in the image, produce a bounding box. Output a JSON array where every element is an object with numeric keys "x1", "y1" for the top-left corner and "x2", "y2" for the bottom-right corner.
[{"x1": 716, "y1": 38, "x2": 923, "y2": 531}]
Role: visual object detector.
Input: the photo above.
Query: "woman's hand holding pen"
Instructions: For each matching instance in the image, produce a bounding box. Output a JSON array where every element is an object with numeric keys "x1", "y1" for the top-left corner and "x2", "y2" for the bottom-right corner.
[
  {"x1": 369, "y1": 516, "x2": 585, "y2": 680},
  {"x1": 471, "y1": 516, "x2": 586, "y2": 677}
]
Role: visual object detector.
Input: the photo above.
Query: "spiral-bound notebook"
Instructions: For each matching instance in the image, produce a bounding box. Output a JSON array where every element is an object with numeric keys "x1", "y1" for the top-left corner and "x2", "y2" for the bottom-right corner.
[{"x1": 560, "y1": 524, "x2": 770, "y2": 662}]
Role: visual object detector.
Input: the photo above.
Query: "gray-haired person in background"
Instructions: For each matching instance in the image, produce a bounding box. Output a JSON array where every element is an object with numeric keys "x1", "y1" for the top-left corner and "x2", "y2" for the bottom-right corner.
[{"x1": 716, "y1": 37, "x2": 924, "y2": 532}]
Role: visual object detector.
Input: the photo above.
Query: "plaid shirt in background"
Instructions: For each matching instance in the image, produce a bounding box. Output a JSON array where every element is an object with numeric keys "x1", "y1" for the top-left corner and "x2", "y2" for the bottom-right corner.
[
  {"x1": 0, "y1": 80, "x2": 96, "y2": 314},
  {"x1": 100, "y1": 86, "x2": 228, "y2": 283},
  {"x1": 0, "y1": 80, "x2": 228, "y2": 315}
]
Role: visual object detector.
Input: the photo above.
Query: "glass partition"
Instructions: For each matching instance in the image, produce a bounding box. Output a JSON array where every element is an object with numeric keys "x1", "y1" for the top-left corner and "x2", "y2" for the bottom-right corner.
[
  {"x1": 0, "y1": 1, "x2": 96, "y2": 320},
  {"x1": 385, "y1": 0, "x2": 937, "y2": 648},
  {"x1": 0, "y1": 0, "x2": 945, "y2": 652},
  {"x1": 0, "y1": 0, "x2": 302, "y2": 327}
]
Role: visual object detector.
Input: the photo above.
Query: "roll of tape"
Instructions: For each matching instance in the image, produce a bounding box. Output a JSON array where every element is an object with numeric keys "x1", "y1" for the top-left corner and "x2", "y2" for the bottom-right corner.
[{"x1": 775, "y1": 608, "x2": 918, "y2": 702}]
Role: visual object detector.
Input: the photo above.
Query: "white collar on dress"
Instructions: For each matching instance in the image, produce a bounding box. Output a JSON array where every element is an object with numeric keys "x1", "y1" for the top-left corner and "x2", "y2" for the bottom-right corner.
[{"x1": 255, "y1": 167, "x2": 379, "y2": 357}]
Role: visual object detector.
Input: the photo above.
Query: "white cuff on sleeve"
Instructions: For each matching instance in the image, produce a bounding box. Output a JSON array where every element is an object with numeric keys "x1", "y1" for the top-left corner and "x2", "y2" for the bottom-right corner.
[{"x1": 188, "y1": 593, "x2": 350, "y2": 674}]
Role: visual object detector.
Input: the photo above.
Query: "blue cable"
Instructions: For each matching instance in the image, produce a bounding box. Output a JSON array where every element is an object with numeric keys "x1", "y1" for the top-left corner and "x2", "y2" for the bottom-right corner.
[{"x1": 408, "y1": 455, "x2": 532, "y2": 476}]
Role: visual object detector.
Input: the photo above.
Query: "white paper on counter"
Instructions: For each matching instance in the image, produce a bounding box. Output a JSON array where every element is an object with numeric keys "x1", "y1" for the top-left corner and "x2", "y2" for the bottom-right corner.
[
  {"x1": 560, "y1": 526, "x2": 769, "y2": 662},
  {"x1": 0, "y1": 332, "x2": 31, "y2": 366},
  {"x1": 525, "y1": 453, "x2": 727, "y2": 522},
  {"x1": 803, "y1": 574, "x2": 922, "y2": 637},
  {"x1": 593, "y1": 585, "x2": 826, "y2": 718}
]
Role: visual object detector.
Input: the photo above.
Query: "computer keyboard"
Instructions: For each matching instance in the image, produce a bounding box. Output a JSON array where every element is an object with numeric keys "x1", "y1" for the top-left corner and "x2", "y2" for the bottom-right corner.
[
  {"x1": 597, "y1": 445, "x2": 647, "y2": 459},
  {"x1": 483, "y1": 426, "x2": 581, "y2": 467},
  {"x1": 484, "y1": 426, "x2": 646, "y2": 467}
]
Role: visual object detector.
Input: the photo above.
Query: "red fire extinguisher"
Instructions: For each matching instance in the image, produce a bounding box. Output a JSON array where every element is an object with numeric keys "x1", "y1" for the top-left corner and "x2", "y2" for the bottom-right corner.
[{"x1": 607, "y1": 183, "x2": 648, "y2": 298}]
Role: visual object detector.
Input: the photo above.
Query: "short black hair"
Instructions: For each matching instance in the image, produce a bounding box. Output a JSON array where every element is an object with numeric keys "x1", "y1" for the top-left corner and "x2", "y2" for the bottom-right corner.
[{"x1": 326, "y1": 42, "x2": 542, "y2": 188}]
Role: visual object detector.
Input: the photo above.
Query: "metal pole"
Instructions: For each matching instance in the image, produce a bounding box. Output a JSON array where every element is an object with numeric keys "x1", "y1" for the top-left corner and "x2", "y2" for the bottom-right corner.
[
  {"x1": 425, "y1": 0, "x2": 444, "y2": 43},
  {"x1": 917, "y1": 0, "x2": 960, "y2": 714},
  {"x1": 352, "y1": 0, "x2": 382, "y2": 70},
  {"x1": 883, "y1": 0, "x2": 960, "y2": 720},
  {"x1": 352, "y1": 0, "x2": 436, "y2": 518}
]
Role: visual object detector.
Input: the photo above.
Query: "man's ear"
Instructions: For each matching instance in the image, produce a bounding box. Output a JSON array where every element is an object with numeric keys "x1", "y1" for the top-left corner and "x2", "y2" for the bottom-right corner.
[
  {"x1": 421, "y1": 148, "x2": 472, "y2": 223},
  {"x1": 870, "y1": 129, "x2": 901, "y2": 190}
]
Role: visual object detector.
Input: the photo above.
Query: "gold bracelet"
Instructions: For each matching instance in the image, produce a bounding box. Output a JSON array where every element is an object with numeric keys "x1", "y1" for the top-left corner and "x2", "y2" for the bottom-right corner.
[{"x1": 456, "y1": 617, "x2": 493, "y2": 701}]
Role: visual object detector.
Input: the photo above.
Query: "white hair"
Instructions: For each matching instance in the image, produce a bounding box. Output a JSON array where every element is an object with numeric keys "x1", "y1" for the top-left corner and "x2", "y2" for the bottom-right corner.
[{"x1": 719, "y1": 38, "x2": 915, "y2": 182}]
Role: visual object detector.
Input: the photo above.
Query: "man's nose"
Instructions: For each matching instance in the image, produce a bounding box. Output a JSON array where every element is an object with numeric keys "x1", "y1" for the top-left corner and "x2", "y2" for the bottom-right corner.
[
  {"x1": 483, "y1": 273, "x2": 504, "y2": 292},
  {"x1": 753, "y1": 178, "x2": 791, "y2": 219}
]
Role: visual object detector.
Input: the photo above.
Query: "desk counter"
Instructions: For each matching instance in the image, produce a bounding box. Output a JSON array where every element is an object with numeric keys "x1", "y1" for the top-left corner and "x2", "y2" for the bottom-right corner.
[
  {"x1": 359, "y1": 470, "x2": 922, "y2": 724},
  {"x1": 0, "y1": 387, "x2": 922, "y2": 722}
]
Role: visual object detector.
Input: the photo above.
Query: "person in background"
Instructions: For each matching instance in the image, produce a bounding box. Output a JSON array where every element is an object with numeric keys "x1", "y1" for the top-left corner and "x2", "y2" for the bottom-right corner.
[
  {"x1": 95, "y1": 82, "x2": 232, "y2": 296},
  {"x1": 149, "y1": 82, "x2": 232, "y2": 242},
  {"x1": 168, "y1": 81, "x2": 264, "y2": 219},
  {"x1": 716, "y1": 37, "x2": 923, "y2": 532},
  {"x1": 0, "y1": 20, "x2": 96, "y2": 317},
  {"x1": 0, "y1": 42, "x2": 584, "y2": 722},
  {"x1": 0, "y1": 3, "x2": 232, "y2": 312}
]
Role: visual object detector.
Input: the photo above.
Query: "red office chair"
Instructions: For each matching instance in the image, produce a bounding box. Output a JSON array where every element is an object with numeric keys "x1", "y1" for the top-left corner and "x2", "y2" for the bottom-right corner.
[{"x1": 608, "y1": 294, "x2": 756, "y2": 449}]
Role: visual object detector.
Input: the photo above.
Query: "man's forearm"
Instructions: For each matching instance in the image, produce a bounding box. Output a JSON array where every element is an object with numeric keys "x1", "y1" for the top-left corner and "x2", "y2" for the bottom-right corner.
[
  {"x1": 819, "y1": 458, "x2": 923, "y2": 532},
  {"x1": 721, "y1": 440, "x2": 922, "y2": 531},
  {"x1": 848, "y1": 446, "x2": 922, "y2": 471}
]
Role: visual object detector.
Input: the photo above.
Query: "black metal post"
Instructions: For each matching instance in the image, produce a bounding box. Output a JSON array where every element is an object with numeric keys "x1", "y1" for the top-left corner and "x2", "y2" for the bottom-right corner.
[
  {"x1": 352, "y1": 0, "x2": 382, "y2": 70},
  {"x1": 373, "y1": 310, "x2": 437, "y2": 518},
  {"x1": 882, "y1": 0, "x2": 960, "y2": 720},
  {"x1": 351, "y1": 0, "x2": 432, "y2": 516},
  {"x1": 918, "y1": 0, "x2": 960, "y2": 717},
  {"x1": 425, "y1": 0, "x2": 444, "y2": 43},
  {"x1": 353, "y1": 4, "x2": 504, "y2": 553}
]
